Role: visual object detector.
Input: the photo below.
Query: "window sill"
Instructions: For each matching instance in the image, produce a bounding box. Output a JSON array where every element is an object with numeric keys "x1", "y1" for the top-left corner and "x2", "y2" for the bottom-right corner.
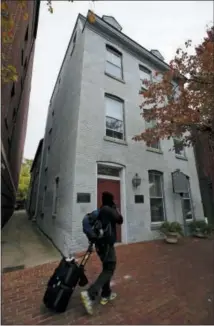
[
  {"x1": 105, "y1": 72, "x2": 125, "y2": 84},
  {"x1": 151, "y1": 222, "x2": 162, "y2": 230},
  {"x1": 104, "y1": 136, "x2": 128, "y2": 146},
  {"x1": 185, "y1": 219, "x2": 193, "y2": 223},
  {"x1": 175, "y1": 154, "x2": 187, "y2": 161},
  {"x1": 146, "y1": 147, "x2": 163, "y2": 155}
]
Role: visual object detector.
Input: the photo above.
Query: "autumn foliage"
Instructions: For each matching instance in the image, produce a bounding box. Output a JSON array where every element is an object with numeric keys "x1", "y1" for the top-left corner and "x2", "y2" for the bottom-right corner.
[{"x1": 134, "y1": 26, "x2": 214, "y2": 149}]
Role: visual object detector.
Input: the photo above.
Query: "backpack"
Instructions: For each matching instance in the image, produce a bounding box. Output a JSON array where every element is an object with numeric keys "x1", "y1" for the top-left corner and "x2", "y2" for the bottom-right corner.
[{"x1": 82, "y1": 209, "x2": 111, "y2": 242}]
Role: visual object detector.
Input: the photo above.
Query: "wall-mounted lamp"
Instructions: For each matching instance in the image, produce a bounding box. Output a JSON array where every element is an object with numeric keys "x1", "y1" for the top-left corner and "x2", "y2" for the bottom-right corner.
[{"x1": 132, "y1": 173, "x2": 141, "y2": 188}]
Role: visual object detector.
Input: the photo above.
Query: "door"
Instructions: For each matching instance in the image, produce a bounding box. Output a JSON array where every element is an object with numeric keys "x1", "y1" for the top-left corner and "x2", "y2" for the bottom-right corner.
[{"x1": 97, "y1": 178, "x2": 121, "y2": 242}]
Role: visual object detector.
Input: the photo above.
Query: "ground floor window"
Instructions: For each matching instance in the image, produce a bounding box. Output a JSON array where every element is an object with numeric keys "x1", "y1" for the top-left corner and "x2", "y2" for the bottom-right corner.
[
  {"x1": 182, "y1": 178, "x2": 193, "y2": 220},
  {"x1": 149, "y1": 170, "x2": 165, "y2": 223}
]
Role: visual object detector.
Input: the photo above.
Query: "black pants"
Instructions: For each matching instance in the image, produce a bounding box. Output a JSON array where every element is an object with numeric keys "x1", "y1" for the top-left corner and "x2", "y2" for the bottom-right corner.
[{"x1": 88, "y1": 244, "x2": 116, "y2": 300}]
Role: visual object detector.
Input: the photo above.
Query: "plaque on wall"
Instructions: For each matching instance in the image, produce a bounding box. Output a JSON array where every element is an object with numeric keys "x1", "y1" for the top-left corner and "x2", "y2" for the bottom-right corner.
[
  {"x1": 135, "y1": 195, "x2": 144, "y2": 203},
  {"x1": 171, "y1": 170, "x2": 188, "y2": 194},
  {"x1": 77, "y1": 193, "x2": 91, "y2": 203}
]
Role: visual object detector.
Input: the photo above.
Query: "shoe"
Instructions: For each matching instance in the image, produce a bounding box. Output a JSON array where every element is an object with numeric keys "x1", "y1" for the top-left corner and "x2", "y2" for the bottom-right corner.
[
  {"x1": 80, "y1": 291, "x2": 93, "y2": 315},
  {"x1": 100, "y1": 292, "x2": 117, "y2": 305}
]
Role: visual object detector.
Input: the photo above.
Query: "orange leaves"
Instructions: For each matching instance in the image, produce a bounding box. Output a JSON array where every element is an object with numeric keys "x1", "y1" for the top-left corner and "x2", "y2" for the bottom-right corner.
[
  {"x1": 134, "y1": 25, "x2": 214, "y2": 148},
  {"x1": 88, "y1": 11, "x2": 96, "y2": 24}
]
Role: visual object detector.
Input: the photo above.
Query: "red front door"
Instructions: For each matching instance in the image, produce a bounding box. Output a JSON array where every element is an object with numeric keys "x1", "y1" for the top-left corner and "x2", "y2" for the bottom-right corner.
[{"x1": 97, "y1": 178, "x2": 121, "y2": 242}]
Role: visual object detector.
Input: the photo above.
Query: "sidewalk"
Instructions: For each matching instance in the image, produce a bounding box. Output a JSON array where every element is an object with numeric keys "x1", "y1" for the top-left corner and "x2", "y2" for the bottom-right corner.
[
  {"x1": 2, "y1": 238, "x2": 214, "y2": 325},
  {"x1": 1, "y1": 210, "x2": 60, "y2": 272}
]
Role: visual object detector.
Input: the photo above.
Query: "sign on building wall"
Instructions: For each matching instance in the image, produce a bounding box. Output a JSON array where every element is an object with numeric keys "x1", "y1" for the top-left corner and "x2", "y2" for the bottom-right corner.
[{"x1": 171, "y1": 170, "x2": 188, "y2": 194}]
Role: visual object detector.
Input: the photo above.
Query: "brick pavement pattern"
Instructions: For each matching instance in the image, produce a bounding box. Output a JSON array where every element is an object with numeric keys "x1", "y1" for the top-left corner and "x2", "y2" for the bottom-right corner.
[{"x1": 2, "y1": 238, "x2": 214, "y2": 325}]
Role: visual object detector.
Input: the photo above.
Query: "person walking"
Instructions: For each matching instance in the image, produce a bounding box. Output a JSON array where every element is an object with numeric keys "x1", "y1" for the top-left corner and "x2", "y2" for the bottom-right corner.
[{"x1": 80, "y1": 191, "x2": 123, "y2": 315}]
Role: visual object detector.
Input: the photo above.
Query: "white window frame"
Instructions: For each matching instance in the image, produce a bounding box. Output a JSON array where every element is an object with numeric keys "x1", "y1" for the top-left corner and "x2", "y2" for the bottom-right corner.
[
  {"x1": 173, "y1": 137, "x2": 186, "y2": 158},
  {"x1": 105, "y1": 94, "x2": 125, "y2": 141},
  {"x1": 149, "y1": 170, "x2": 165, "y2": 224},
  {"x1": 144, "y1": 111, "x2": 161, "y2": 151},
  {"x1": 182, "y1": 179, "x2": 194, "y2": 221},
  {"x1": 105, "y1": 45, "x2": 123, "y2": 79},
  {"x1": 139, "y1": 65, "x2": 152, "y2": 90}
]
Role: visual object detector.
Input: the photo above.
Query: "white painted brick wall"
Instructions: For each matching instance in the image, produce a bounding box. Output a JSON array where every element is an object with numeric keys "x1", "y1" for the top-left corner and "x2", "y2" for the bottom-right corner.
[{"x1": 36, "y1": 18, "x2": 204, "y2": 255}]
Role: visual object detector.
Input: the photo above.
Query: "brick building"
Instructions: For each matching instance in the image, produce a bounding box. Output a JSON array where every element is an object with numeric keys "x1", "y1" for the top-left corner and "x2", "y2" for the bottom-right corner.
[
  {"x1": 1, "y1": 0, "x2": 40, "y2": 228},
  {"x1": 33, "y1": 11, "x2": 204, "y2": 254},
  {"x1": 26, "y1": 139, "x2": 43, "y2": 219}
]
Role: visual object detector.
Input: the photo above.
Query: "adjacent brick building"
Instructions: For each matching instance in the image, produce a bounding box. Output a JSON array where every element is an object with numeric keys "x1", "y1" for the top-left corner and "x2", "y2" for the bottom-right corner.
[
  {"x1": 33, "y1": 11, "x2": 204, "y2": 254},
  {"x1": 1, "y1": 0, "x2": 40, "y2": 228}
]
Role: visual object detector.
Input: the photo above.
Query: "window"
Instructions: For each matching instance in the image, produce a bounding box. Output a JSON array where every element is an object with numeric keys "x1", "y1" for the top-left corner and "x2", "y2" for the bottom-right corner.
[
  {"x1": 53, "y1": 177, "x2": 59, "y2": 216},
  {"x1": 73, "y1": 32, "x2": 77, "y2": 44},
  {"x1": 70, "y1": 32, "x2": 77, "y2": 56},
  {"x1": 105, "y1": 95, "x2": 124, "y2": 140},
  {"x1": 173, "y1": 137, "x2": 185, "y2": 157},
  {"x1": 139, "y1": 65, "x2": 151, "y2": 90},
  {"x1": 12, "y1": 108, "x2": 17, "y2": 123},
  {"x1": 97, "y1": 164, "x2": 120, "y2": 177},
  {"x1": 42, "y1": 186, "x2": 47, "y2": 214},
  {"x1": 11, "y1": 83, "x2": 15, "y2": 97},
  {"x1": 106, "y1": 45, "x2": 122, "y2": 79},
  {"x1": 25, "y1": 26, "x2": 29, "y2": 42},
  {"x1": 21, "y1": 50, "x2": 24, "y2": 66},
  {"x1": 45, "y1": 146, "x2": 50, "y2": 169},
  {"x1": 182, "y1": 178, "x2": 193, "y2": 220},
  {"x1": 24, "y1": 58, "x2": 27, "y2": 71},
  {"x1": 145, "y1": 113, "x2": 161, "y2": 150},
  {"x1": 149, "y1": 171, "x2": 165, "y2": 223}
]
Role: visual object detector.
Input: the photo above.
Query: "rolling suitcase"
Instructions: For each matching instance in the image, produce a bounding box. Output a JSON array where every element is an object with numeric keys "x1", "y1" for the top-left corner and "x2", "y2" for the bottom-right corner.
[{"x1": 43, "y1": 242, "x2": 93, "y2": 313}]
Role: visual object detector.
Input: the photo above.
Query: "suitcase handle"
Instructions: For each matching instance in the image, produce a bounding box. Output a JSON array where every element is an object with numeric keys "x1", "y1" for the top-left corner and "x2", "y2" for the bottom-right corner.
[{"x1": 80, "y1": 242, "x2": 93, "y2": 267}]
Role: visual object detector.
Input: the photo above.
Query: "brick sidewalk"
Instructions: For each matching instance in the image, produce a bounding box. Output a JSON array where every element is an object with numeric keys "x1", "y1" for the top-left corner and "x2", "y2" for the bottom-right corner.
[{"x1": 2, "y1": 238, "x2": 214, "y2": 325}]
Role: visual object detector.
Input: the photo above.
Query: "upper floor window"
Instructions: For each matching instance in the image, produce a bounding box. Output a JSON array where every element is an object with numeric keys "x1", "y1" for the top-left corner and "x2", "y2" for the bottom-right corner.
[
  {"x1": 52, "y1": 177, "x2": 59, "y2": 217},
  {"x1": 105, "y1": 94, "x2": 124, "y2": 140},
  {"x1": 139, "y1": 65, "x2": 151, "y2": 90},
  {"x1": 145, "y1": 112, "x2": 161, "y2": 150},
  {"x1": 173, "y1": 137, "x2": 185, "y2": 157},
  {"x1": 25, "y1": 26, "x2": 29, "y2": 42},
  {"x1": 106, "y1": 45, "x2": 122, "y2": 79},
  {"x1": 149, "y1": 170, "x2": 165, "y2": 223}
]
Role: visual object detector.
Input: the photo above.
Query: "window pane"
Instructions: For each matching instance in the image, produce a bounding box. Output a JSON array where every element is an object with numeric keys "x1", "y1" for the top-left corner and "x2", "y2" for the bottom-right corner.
[
  {"x1": 140, "y1": 68, "x2": 151, "y2": 89},
  {"x1": 98, "y1": 165, "x2": 120, "y2": 176},
  {"x1": 106, "y1": 49, "x2": 121, "y2": 67},
  {"x1": 105, "y1": 97, "x2": 123, "y2": 120},
  {"x1": 147, "y1": 140, "x2": 160, "y2": 150},
  {"x1": 149, "y1": 172, "x2": 162, "y2": 197},
  {"x1": 183, "y1": 199, "x2": 192, "y2": 220},
  {"x1": 106, "y1": 128, "x2": 123, "y2": 140},
  {"x1": 150, "y1": 198, "x2": 164, "y2": 222},
  {"x1": 106, "y1": 62, "x2": 122, "y2": 78},
  {"x1": 145, "y1": 119, "x2": 156, "y2": 129},
  {"x1": 106, "y1": 116, "x2": 123, "y2": 133}
]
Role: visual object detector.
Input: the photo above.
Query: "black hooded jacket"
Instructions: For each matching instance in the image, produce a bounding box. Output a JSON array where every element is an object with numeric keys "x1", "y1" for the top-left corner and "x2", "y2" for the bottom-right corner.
[{"x1": 98, "y1": 205, "x2": 123, "y2": 245}]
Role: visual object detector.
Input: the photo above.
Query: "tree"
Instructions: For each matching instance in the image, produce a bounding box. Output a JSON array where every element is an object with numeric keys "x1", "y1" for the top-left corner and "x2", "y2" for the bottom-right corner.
[
  {"x1": 133, "y1": 26, "x2": 214, "y2": 177},
  {"x1": 17, "y1": 159, "x2": 33, "y2": 201}
]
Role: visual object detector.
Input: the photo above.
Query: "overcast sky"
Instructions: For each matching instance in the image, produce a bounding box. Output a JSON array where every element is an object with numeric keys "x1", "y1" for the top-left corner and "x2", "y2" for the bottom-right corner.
[{"x1": 24, "y1": 0, "x2": 213, "y2": 159}]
